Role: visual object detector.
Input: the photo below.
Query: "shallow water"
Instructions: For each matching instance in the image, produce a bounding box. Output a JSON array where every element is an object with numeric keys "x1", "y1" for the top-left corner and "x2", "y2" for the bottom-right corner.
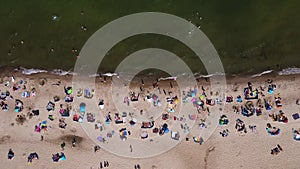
[{"x1": 1, "y1": 0, "x2": 300, "y2": 75}]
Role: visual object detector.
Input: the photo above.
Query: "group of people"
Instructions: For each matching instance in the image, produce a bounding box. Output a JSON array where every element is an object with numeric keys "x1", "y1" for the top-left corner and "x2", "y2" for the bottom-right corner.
[{"x1": 99, "y1": 161, "x2": 109, "y2": 168}]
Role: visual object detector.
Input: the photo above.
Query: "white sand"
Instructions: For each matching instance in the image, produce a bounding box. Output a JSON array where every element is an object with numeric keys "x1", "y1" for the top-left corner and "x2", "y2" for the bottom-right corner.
[{"x1": 0, "y1": 73, "x2": 300, "y2": 169}]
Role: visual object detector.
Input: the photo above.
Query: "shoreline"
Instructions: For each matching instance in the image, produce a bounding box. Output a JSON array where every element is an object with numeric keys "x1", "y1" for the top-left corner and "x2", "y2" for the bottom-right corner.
[{"x1": 1, "y1": 65, "x2": 300, "y2": 81}]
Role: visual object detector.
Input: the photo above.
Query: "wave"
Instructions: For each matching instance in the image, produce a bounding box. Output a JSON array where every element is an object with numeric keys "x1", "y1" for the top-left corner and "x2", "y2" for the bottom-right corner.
[
  {"x1": 251, "y1": 70, "x2": 273, "y2": 77},
  {"x1": 278, "y1": 67, "x2": 300, "y2": 76},
  {"x1": 101, "y1": 73, "x2": 119, "y2": 77},
  {"x1": 194, "y1": 72, "x2": 225, "y2": 78},
  {"x1": 16, "y1": 66, "x2": 300, "y2": 78},
  {"x1": 158, "y1": 77, "x2": 177, "y2": 81},
  {"x1": 50, "y1": 69, "x2": 77, "y2": 76},
  {"x1": 15, "y1": 67, "x2": 76, "y2": 76},
  {"x1": 88, "y1": 74, "x2": 100, "y2": 78},
  {"x1": 15, "y1": 67, "x2": 48, "y2": 75}
]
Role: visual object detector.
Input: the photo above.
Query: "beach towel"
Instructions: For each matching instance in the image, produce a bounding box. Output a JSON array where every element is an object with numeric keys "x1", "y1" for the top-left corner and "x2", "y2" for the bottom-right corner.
[
  {"x1": 189, "y1": 114, "x2": 196, "y2": 120},
  {"x1": 292, "y1": 113, "x2": 299, "y2": 120},
  {"x1": 97, "y1": 136, "x2": 103, "y2": 142}
]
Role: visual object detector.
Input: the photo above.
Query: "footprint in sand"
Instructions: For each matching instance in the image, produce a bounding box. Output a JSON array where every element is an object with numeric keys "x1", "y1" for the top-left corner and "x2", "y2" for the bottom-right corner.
[{"x1": 0, "y1": 135, "x2": 11, "y2": 144}]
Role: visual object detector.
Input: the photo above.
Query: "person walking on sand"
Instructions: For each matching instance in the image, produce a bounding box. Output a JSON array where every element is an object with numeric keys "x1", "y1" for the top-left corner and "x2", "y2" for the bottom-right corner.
[
  {"x1": 61, "y1": 142, "x2": 66, "y2": 151},
  {"x1": 94, "y1": 145, "x2": 100, "y2": 153},
  {"x1": 130, "y1": 144, "x2": 133, "y2": 152},
  {"x1": 103, "y1": 161, "x2": 109, "y2": 167},
  {"x1": 72, "y1": 138, "x2": 76, "y2": 148},
  {"x1": 8, "y1": 149, "x2": 14, "y2": 159}
]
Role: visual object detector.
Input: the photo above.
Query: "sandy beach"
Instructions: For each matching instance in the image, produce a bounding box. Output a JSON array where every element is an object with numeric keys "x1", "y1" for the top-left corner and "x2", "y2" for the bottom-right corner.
[{"x1": 0, "y1": 70, "x2": 300, "y2": 169}]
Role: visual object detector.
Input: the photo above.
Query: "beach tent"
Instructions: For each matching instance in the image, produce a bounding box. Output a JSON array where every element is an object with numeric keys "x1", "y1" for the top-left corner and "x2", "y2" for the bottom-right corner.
[
  {"x1": 15, "y1": 99, "x2": 23, "y2": 112},
  {"x1": 275, "y1": 94, "x2": 282, "y2": 108},
  {"x1": 206, "y1": 98, "x2": 215, "y2": 106},
  {"x1": 52, "y1": 152, "x2": 66, "y2": 162},
  {"x1": 244, "y1": 88, "x2": 258, "y2": 100},
  {"x1": 84, "y1": 89, "x2": 94, "y2": 99},
  {"x1": 48, "y1": 114, "x2": 54, "y2": 121},
  {"x1": 268, "y1": 85, "x2": 275, "y2": 94},
  {"x1": 87, "y1": 113, "x2": 96, "y2": 122},
  {"x1": 98, "y1": 99, "x2": 104, "y2": 109},
  {"x1": 141, "y1": 131, "x2": 148, "y2": 139},
  {"x1": 61, "y1": 109, "x2": 70, "y2": 117},
  {"x1": 193, "y1": 136, "x2": 204, "y2": 144},
  {"x1": 22, "y1": 91, "x2": 30, "y2": 98},
  {"x1": 264, "y1": 99, "x2": 272, "y2": 110},
  {"x1": 78, "y1": 103, "x2": 86, "y2": 123},
  {"x1": 237, "y1": 96, "x2": 243, "y2": 103},
  {"x1": 226, "y1": 96, "x2": 233, "y2": 102},
  {"x1": 294, "y1": 131, "x2": 300, "y2": 141},
  {"x1": 76, "y1": 88, "x2": 83, "y2": 97},
  {"x1": 119, "y1": 128, "x2": 128, "y2": 140},
  {"x1": 129, "y1": 118, "x2": 136, "y2": 126},
  {"x1": 64, "y1": 87, "x2": 73, "y2": 95},
  {"x1": 8, "y1": 149, "x2": 14, "y2": 159},
  {"x1": 64, "y1": 95, "x2": 73, "y2": 103},
  {"x1": 80, "y1": 103, "x2": 86, "y2": 113},
  {"x1": 146, "y1": 95, "x2": 152, "y2": 103},
  {"x1": 27, "y1": 152, "x2": 39, "y2": 163},
  {"x1": 46, "y1": 101, "x2": 55, "y2": 111},
  {"x1": 73, "y1": 114, "x2": 79, "y2": 121},
  {"x1": 60, "y1": 153, "x2": 66, "y2": 161},
  {"x1": 255, "y1": 108, "x2": 262, "y2": 116},
  {"x1": 141, "y1": 121, "x2": 154, "y2": 128},
  {"x1": 53, "y1": 96, "x2": 60, "y2": 102},
  {"x1": 219, "y1": 115, "x2": 229, "y2": 125},
  {"x1": 171, "y1": 131, "x2": 180, "y2": 140},
  {"x1": 52, "y1": 154, "x2": 60, "y2": 162}
]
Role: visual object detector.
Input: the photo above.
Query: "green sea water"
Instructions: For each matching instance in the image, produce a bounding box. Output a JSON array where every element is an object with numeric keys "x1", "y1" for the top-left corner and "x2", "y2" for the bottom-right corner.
[{"x1": 0, "y1": 0, "x2": 300, "y2": 75}]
